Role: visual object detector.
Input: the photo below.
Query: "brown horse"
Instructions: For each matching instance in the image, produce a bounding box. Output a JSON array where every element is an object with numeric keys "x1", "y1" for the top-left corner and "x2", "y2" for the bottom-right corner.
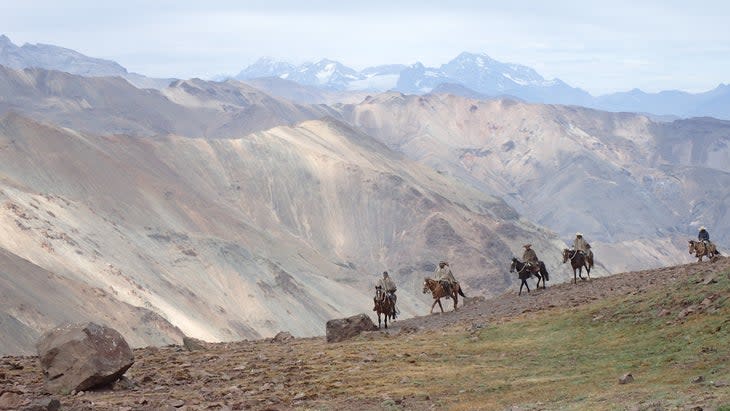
[
  {"x1": 688, "y1": 240, "x2": 720, "y2": 262},
  {"x1": 422, "y1": 278, "x2": 465, "y2": 314},
  {"x1": 373, "y1": 286, "x2": 395, "y2": 329},
  {"x1": 562, "y1": 248, "x2": 591, "y2": 284}
]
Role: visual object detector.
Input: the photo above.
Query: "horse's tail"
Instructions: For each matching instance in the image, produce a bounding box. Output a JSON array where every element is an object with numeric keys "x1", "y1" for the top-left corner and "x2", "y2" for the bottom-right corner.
[
  {"x1": 539, "y1": 261, "x2": 549, "y2": 281},
  {"x1": 458, "y1": 286, "x2": 466, "y2": 297}
]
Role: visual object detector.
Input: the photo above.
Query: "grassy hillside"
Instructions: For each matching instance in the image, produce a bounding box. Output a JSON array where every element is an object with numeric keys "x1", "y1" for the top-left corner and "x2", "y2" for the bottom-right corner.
[{"x1": 1, "y1": 263, "x2": 728, "y2": 410}]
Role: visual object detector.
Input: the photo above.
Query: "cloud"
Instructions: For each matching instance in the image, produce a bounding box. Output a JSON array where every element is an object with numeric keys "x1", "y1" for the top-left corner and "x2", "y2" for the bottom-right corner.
[{"x1": 1, "y1": 0, "x2": 728, "y2": 93}]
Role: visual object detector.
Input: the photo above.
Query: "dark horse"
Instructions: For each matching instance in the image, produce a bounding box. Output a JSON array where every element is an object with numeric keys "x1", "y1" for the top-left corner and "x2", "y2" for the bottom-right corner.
[
  {"x1": 509, "y1": 257, "x2": 549, "y2": 296},
  {"x1": 373, "y1": 285, "x2": 395, "y2": 329},
  {"x1": 562, "y1": 248, "x2": 591, "y2": 284},
  {"x1": 688, "y1": 240, "x2": 720, "y2": 262},
  {"x1": 422, "y1": 278, "x2": 466, "y2": 314}
]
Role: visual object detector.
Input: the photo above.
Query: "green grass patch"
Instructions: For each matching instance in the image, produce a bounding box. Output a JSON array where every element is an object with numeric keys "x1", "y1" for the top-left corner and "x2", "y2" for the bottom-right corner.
[{"x1": 326, "y1": 269, "x2": 730, "y2": 410}]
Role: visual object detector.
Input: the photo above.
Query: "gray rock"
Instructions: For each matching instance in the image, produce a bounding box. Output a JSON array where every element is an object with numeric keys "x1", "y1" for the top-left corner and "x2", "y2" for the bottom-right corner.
[
  {"x1": 271, "y1": 331, "x2": 294, "y2": 343},
  {"x1": 0, "y1": 391, "x2": 24, "y2": 409},
  {"x1": 21, "y1": 397, "x2": 61, "y2": 411},
  {"x1": 182, "y1": 336, "x2": 207, "y2": 351},
  {"x1": 36, "y1": 322, "x2": 134, "y2": 394},
  {"x1": 325, "y1": 314, "x2": 378, "y2": 343},
  {"x1": 618, "y1": 373, "x2": 634, "y2": 384}
]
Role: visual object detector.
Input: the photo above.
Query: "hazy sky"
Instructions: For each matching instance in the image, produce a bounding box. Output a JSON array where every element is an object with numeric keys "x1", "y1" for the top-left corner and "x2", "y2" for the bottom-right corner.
[{"x1": 2, "y1": 0, "x2": 728, "y2": 94}]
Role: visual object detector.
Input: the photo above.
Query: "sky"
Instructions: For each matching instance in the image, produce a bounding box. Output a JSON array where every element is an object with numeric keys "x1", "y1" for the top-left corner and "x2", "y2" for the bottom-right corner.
[{"x1": 1, "y1": 0, "x2": 729, "y2": 95}]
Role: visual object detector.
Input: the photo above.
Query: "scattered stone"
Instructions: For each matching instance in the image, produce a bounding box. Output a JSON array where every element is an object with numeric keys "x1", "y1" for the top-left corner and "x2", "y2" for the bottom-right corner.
[
  {"x1": 0, "y1": 391, "x2": 24, "y2": 409},
  {"x1": 398, "y1": 325, "x2": 419, "y2": 334},
  {"x1": 618, "y1": 373, "x2": 634, "y2": 384},
  {"x1": 111, "y1": 376, "x2": 135, "y2": 391},
  {"x1": 468, "y1": 322, "x2": 487, "y2": 332},
  {"x1": 463, "y1": 296, "x2": 486, "y2": 306},
  {"x1": 702, "y1": 275, "x2": 717, "y2": 285},
  {"x1": 6, "y1": 362, "x2": 23, "y2": 370},
  {"x1": 168, "y1": 399, "x2": 185, "y2": 407},
  {"x1": 182, "y1": 336, "x2": 207, "y2": 351},
  {"x1": 713, "y1": 380, "x2": 728, "y2": 388},
  {"x1": 36, "y1": 322, "x2": 135, "y2": 394},
  {"x1": 691, "y1": 375, "x2": 705, "y2": 384},
  {"x1": 21, "y1": 397, "x2": 61, "y2": 411},
  {"x1": 271, "y1": 331, "x2": 295, "y2": 343},
  {"x1": 656, "y1": 309, "x2": 671, "y2": 317},
  {"x1": 325, "y1": 313, "x2": 378, "y2": 343},
  {"x1": 677, "y1": 306, "x2": 696, "y2": 318}
]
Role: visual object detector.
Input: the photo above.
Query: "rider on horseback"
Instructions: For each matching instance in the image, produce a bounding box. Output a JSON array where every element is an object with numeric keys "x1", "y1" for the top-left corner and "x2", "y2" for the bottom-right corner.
[
  {"x1": 699, "y1": 226, "x2": 711, "y2": 247},
  {"x1": 573, "y1": 233, "x2": 589, "y2": 255},
  {"x1": 435, "y1": 261, "x2": 457, "y2": 298},
  {"x1": 522, "y1": 244, "x2": 539, "y2": 270},
  {"x1": 376, "y1": 271, "x2": 398, "y2": 318},
  {"x1": 574, "y1": 232, "x2": 595, "y2": 261}
]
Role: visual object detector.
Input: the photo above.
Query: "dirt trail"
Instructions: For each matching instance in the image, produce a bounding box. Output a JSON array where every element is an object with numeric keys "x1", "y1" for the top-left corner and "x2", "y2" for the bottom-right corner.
[
  {"x1": 1, "y1": 258, "x2": 727, "y2": 410},
  {"x1": 388, "y1": 257, "x2": 730, "y2": 333}
]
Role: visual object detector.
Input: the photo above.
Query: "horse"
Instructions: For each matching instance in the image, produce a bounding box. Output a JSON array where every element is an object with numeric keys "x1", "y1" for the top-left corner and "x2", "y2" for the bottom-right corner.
[
  {"x1": 509, "y1": 257, "x2": 549, "y2": 296},
  {"x1": 373, "y1": 285, "x2": 396, "y2": 329},
  {"x1": 422, "y1": 278, "x2": 465, "y2": 314},
  {"x1": 688, "y1": 240, "x2": 720, "y2": 262},
  {"x1": 562, "y1": 248, "x2": 591, "y2": 284}
]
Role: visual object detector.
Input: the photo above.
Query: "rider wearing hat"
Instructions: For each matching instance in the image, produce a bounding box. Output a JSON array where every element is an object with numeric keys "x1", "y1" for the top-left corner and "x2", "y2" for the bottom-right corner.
[
  {"x1": 522, "y1": 244, "x2": 539, "y2": 266},
  {"x1": 435, "y1": 260, "x2": 457, "y2": 297},
  {"x1": 698, "y1": 226, "x2": 710, "y2": 244},
  {"x1": 573, "y1": 232, "x2": 589, "y2": 255},
  {"x1": 376, "y1": 271, "x2": 398, "y2": 318}
]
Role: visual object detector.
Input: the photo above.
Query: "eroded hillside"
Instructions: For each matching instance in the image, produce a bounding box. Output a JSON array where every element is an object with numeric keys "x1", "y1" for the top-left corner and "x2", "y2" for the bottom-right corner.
[
  {"x1": 0, "y1": 111, "x2": 566, "y2": 354},
  {"x1": 340, "y1": 93, "x2": 730, "y2": 272}
]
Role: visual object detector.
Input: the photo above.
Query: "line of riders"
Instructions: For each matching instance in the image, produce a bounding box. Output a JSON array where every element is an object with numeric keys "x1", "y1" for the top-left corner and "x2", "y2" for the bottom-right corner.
[{"x1": 373, "y1": 227, "x2": 720, "y2": 322}]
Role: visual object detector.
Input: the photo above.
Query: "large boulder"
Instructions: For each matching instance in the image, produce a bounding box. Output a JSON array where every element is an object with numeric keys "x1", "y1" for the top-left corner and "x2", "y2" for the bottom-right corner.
[
  {"x1": 36, "y1": 322, "x2": 134, "y2": 394},
  {"x1": 326, "y1": 314, "x2": 378, "y2": 343}
]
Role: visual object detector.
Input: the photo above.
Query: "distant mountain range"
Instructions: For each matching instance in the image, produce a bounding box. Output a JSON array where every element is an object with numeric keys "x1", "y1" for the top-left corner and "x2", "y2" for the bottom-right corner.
[
  {"x1": 2, "y1": 33, "x2": 728, "y2": 119},
  {"x1": 0, "y1": 35, "x2": 172, "y2": 89},
  {"x1": 234, "y1": 53, "x2": 730, "y2": 120}
]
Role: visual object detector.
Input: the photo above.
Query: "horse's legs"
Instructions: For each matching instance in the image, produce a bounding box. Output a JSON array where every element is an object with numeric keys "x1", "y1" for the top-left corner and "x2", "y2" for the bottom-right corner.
[
  {"x1": 437, "y1": 299, "x2": 444, "y2": 313},
  {"x1": 519, "y1": 280, "x2": 524, "y2": 296},
  {"x1": 453, "y1": 293, "x2": 458, "y2": 311},
  {"x1": 377, "y1": 312, "x2": 381, "y2": 329},
  {"x1": 384, "y1": 313, "x2": 388, "y2": 329},
  {"x1": 585, "y1": 264, "x2": 591, "y2": 280},
  {"x1": 430, "y1": 299, "x2": 438, "y2": 314}
]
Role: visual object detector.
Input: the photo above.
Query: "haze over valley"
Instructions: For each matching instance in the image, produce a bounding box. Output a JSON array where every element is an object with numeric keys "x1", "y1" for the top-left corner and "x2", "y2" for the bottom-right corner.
[{"x1": 0, "y1": 30, "x2": 729, "y2": 356}]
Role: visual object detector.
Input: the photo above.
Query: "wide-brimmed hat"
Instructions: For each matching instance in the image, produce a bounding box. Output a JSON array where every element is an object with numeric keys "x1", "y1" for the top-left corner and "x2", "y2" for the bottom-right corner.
[
  {"x1": 700, "y1": 226, "x2": 706, "y2": 231},
  {"x1": 576, "y1": 232, "x2": 583, "y2": 237},
  {"x1": 523, "y1": 244, "x2": 532, "y2": 248},
  {"x1": 439, "y1": 260, "x2": 449, "y2": 265},
  {"x1": 382, "y1": 271, "x2": 389, "y2": 276}
]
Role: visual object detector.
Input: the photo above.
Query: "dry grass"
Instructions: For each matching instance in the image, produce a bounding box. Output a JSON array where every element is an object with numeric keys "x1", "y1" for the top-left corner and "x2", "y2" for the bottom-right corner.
[{"x1": 3, "y1": 269, "x2": 729, "y2": 410}]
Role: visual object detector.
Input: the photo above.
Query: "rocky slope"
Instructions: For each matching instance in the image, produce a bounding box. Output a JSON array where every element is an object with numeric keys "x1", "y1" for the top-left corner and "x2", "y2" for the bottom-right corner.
[
  {"x1": 0, "y1": 65, "x2": 334, "y2": 138},
  {"x1": 1, "y1": 258, "x2": 728, "y2": 410},
  {"x1": 340, "y1": 93, "x2": 730, "y2": 271},
  {"x1": 0, "y1": 110, "x2": 567, "y2": 355}
]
